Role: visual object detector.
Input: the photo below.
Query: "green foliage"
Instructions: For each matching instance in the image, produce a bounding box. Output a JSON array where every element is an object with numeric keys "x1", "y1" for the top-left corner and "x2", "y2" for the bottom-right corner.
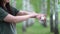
[
  {"x1": 30, "y1": 0, "x2": 41, "y2": 13},
  {"x1": 16, "y1": 0, "x2": 22, "y2": 10},
  {"x1": 16, "y1": 0, "x2": 51, "y2": 16},
  {"x1": 47, "y1": 0, "x2": 50, "y2": 16},
  {"x1": 16, "y1": 20, "x2": 51, "y2": 34}
]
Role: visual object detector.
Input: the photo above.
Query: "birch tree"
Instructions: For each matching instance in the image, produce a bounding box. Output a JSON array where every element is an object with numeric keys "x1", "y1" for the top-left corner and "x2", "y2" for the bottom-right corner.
[
  {"x1": 50, "y1": 0, "x2": 54, "y2": 32},
  {"x1": 54, "y1": 0, "x2": 59, "y2": 34},
  {"x1": 22, "y1": 0, "x2": 35, "y2": 33}
]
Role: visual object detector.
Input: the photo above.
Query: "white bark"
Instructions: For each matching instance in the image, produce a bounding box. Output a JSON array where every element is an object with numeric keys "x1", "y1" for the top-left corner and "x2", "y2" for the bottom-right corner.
[
  {"x1": 50, "y1": 0, "x2": 54, "y2": 32},
  {"x1": 54, "y1": 0, "x2": 59, "y2": 34},
  {"x1": 41, "y1": 0, "x2": 47, "y2": 14},
  {"x1": 22, "y1": 0, "x2": 35, "y2": 32}
]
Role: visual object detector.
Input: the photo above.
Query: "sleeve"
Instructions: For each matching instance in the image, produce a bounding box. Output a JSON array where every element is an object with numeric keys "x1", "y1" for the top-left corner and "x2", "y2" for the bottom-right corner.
[
  {"x1": 0, "y1": 8, "x2": 8, "y2": 21},
  {"x1": 11, "y1": 7, "x2": 19, "y2": 15}
]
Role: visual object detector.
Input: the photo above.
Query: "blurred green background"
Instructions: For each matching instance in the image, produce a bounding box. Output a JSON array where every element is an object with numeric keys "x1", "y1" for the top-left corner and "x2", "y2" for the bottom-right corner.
[{"x1": 11, "y1": 0, "x2": 60, "y2": 34}]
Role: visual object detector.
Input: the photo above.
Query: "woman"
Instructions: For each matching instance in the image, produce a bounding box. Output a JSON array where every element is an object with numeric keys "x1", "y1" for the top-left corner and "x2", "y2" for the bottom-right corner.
[{"x1": 0, "y1": 0, "x2": 46, "y2": 34}]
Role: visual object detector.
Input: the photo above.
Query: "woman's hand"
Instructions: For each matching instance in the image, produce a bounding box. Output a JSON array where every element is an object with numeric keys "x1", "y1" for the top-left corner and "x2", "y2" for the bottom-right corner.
[{"x1": 36, "y1": 14, "x2": 46, "y2": 20}]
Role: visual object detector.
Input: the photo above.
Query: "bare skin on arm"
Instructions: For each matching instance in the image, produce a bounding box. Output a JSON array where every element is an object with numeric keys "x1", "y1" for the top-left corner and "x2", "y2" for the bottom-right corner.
[
  {"x1": 4, "y1": 13, "x2": 38, "y2": 23},
  {"x1": 16, "y1": 10, "x2": 35, "y2": 16}
]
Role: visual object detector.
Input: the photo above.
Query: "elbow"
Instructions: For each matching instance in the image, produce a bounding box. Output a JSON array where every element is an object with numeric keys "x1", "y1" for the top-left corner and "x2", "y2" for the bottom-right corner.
[
  {"x1": 13, "y1": 17, "x2": 20, "y2": 23},
  {"x1": 4, "y1": 14, "x2": 18, "y2": 23}
]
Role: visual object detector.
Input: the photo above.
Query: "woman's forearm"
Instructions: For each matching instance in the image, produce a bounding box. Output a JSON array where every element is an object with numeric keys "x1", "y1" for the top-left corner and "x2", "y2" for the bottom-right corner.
[
  {"x1": 16, "y1": 11, "x2": 29, "y2": 16},
  {"x1": 4, "y1": 14, "x2": 35, "y2": 23},
  {"x1": 13, "y1": 15, "x2": 33, "y2": 23},
  {"x1": 17, "y1": 10, "x2": 37, "y2": 16}
]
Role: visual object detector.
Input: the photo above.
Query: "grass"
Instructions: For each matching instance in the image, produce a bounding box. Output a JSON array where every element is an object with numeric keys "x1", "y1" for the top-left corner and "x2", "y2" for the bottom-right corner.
[
  {"x1": 16, "y1": 19, "x2": 60, "y2": 34},
  {"x1": 16, "y1": 18, "x2": 50, "y2": 34},
  {"x1": 16, "y1": 20, "x2": 55, "y2": 34}
]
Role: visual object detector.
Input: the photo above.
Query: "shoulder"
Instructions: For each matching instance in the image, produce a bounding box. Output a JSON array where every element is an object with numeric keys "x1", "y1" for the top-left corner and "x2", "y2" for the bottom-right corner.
[{"x1": 0, "y1": 7, "x2": 8, "y2": 14}]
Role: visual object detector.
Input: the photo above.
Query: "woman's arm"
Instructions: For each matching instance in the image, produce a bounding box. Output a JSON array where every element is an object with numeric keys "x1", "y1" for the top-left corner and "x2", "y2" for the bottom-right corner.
[
  {"x1": 16, "y1": 10, "x2": 36, "y2": 16},
  {"x1": 4, "y1": 14, "x2": 37, "y2": 23}
]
